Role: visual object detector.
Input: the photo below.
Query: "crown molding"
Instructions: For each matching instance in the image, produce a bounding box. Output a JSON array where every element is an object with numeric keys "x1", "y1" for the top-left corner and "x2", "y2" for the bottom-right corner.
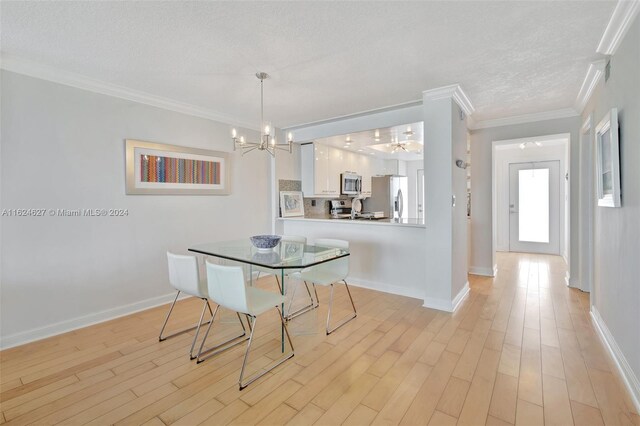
[
  {"x1": 284, "y1": 99, "x2": 422, "y2": 131},
  {"x1": 423, "y1": 84, "x2": 475, "y2": 116},
  {"x1": 471, "y1": 108, "x2": 579, "y2": 130},
  {"x1": 0, "y1": 54, "x2": 257, "y2": 130},
  {"x1": 575, "y1": 60, "x2": 607, "y2": 113},
  {"x1": 597, "y1": 0, "x2": 640, "y2": 55}
]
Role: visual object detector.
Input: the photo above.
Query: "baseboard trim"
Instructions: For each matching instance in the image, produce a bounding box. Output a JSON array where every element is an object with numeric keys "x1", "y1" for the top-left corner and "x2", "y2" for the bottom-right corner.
[
  {"x1": 568, "y1": 277, "x2": 581, "y2": 289},
  {"x1": 0, "y1": 292, "x2": 189, "y2": 350},
  {"x1": 347, "y1": 277, "x2": 424, "y2": 301},
  {"x1": 423, "y1": 281, "x2": 470, "y2": 313},
  {"x1": 590, "y1": 306, "x2": 640, "y2": 413},
  {"x1": 469, "y1": 264, "x2": 497, "y2": 277},
  {"x1": 565, "y1": 271, "x2": 571, "y2": 287}
]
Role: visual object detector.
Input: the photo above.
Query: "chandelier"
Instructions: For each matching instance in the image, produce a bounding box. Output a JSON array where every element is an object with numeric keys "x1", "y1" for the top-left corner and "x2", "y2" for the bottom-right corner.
[{"x1": 231, "y1": 72, "x2": 293, "y2": 156}]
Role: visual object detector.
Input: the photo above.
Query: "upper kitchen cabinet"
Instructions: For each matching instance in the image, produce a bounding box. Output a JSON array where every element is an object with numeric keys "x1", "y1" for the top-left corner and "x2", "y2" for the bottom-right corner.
[
  {"x1": 302, "y1": 143, "x2": 341, "y2": 197},
  {"x1": 300, "y1": 122, "x2": 423, "y2": 198}
]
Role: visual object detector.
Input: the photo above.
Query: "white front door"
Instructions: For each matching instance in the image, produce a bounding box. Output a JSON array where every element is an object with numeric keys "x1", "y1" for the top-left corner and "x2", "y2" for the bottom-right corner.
[
  {"x1": 509, "y1": 161, "x2": 560, "y2": 254},
  {"x1": 417, "y1": 169, "x2": 424, "y2": 220}
]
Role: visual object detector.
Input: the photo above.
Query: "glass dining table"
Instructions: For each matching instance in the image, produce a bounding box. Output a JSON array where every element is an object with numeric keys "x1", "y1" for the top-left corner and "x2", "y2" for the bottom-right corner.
[{"x1": 189, "y1": 239, "x2": 350, "y2": 351}]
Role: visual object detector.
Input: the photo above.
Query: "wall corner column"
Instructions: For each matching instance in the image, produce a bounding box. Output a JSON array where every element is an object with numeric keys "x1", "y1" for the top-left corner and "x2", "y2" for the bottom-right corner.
[{"x1": 422, "y1": 85, "x2": 474, "y2": 312}]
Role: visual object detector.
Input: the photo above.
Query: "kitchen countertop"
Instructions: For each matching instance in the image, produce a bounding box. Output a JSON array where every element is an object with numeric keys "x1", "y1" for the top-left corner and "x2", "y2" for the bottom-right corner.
[{"x1": 277, "y1": 216, "x2": 425, "y2": 228}]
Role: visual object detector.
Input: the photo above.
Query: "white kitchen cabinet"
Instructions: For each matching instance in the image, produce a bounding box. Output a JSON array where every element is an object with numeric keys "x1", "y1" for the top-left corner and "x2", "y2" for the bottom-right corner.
[
  {"x1": 302, "y1": 143, "x2": 393, "y2": 198},
  {"x1": 342, "y1": 151, "x2": 357, "y2": 174},
  {"x1": 357, "y1": 155, "x2": 372, "y2": 196},
  {"x1": 369, "y1": 157, "x2": 386, "y2": 177},
  {"x1": 326, "y1": 146, "x2": 343, "y2": 196},
  {"x1": 301, "y1": 143, "x2": 340, "y2": 197},
  {"x1": 381, "y1": 159, "x2": 407, "y2": 175}
]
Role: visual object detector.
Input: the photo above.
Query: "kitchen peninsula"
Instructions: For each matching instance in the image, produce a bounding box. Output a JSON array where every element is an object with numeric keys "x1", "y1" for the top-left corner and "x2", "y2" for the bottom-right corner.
[
  {"x1": 274, "y1": 122, "x2": 428, "y2": 301},
  {"x1": 276, "y1": 214, "x2": 426, "y2": 301}
]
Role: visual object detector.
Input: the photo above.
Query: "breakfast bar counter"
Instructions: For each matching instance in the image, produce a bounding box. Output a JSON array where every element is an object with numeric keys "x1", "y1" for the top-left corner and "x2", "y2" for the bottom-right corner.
[
  {"x1": 276, "y1": 216, "x2": 426, "y2": 301},
  {"x1": 277, "y1": 216, "x2": 425, "y2": 228}
]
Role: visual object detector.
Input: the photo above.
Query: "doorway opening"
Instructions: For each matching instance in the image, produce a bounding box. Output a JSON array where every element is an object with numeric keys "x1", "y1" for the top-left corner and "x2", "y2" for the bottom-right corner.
[
  {"x1": 492, "y1": 134, "x2": 570, "y2": 259},
  {"x1": 509, "y1": 160, "x2": 561, "y2": 254}
]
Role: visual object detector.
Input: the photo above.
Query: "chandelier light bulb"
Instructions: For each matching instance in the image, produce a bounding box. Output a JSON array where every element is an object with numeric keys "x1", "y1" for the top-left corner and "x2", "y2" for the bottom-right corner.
[{"x1": 232, "y1": 72, "x2": 293, "y2": 156}]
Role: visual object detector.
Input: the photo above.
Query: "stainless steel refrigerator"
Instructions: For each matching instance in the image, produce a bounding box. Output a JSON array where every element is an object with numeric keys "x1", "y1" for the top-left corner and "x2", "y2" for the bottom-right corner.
[{"x1": 366, "y1": 175, "x2": 409, "y2": 219}]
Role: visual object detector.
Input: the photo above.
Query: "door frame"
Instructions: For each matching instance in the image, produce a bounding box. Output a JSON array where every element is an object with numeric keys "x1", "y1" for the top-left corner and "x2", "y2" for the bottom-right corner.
[
  {"x1": 417, "y1": 169, "x2": 424, "y2": 220},
  {"x1": 577, "y1": 115, "x2": 595, "y2": 294},
  {"x1": 491, "y1": 133, "x2": 571, "y2": 271},
  {"x1": 508, "y1": 160, "x2": 561, "y2": 255}
]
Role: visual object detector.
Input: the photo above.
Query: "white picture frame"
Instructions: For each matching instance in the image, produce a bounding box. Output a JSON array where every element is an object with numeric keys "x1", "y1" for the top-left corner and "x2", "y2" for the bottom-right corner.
[
  {"x1": 125, "y1": 139, "x2": 230, "y2": 195},
  {"x1": 279, "y1": 191, "x2": 304, "y2": 217},
  {"x1": 595, "y1": 108, "x2": 621, "y2": 207}
]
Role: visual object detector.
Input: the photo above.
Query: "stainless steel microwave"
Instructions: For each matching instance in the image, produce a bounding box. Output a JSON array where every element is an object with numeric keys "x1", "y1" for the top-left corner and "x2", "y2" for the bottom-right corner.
[{"x1": 341, "y1": 172, "x2": 362, "y2": 195}]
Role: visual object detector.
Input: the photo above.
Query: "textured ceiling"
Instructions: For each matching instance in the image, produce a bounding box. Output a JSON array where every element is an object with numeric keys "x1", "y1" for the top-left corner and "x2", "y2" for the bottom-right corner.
[{"x1": 1, "y1": 1, "x2": 614, "y2": 128}]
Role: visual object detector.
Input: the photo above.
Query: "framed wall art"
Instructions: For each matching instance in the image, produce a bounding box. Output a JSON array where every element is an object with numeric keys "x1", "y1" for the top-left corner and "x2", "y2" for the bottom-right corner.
[
  {"x1": 279, "y1": 191, "x2": 304, "y2": 217},
  {"x1": 595, "y1": 108, "x2": 621, "y2": 207},
  {"x1": 125, "y1": 139, "x2": 230, "y2": 195}
]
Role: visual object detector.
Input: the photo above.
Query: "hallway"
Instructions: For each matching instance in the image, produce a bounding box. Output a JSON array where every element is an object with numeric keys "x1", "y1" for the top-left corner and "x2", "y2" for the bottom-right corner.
[{"x1": 475, "y1": 252, "x2": 638, "y2": 425}]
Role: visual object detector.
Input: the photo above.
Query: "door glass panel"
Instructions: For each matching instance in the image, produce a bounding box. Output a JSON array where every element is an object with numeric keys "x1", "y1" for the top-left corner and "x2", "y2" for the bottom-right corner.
[{"x1": 519, "y1": 168, "x2": 549, "y2": 243}]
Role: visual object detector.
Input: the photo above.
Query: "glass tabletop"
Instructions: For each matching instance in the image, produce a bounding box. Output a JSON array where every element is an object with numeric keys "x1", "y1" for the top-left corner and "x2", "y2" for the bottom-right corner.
[{"x1": 188, "y1": 239, "x2": 349, "y2": 269}]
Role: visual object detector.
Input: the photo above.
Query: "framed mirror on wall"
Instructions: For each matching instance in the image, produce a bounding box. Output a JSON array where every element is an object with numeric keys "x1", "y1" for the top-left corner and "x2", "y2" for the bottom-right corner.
[{"x1": 595, "y1": 108, "x2": 621, "y2": 208}]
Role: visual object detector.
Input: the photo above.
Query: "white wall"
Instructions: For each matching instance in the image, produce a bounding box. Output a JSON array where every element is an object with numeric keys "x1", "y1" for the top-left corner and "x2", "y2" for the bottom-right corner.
[
  {"x1": 0, "y1": 71, "x2": 271, "y2": 347},
  {"x1": 469, "y1": 116, "x2": 580, "y2": 277},
  {"x1": 451, "y1": 102, "x2": 469, "y2": 300},
  {"x1": 422, "y1": 93, "x2": 469, "y2": 311},
  {"x1": 582, "y1": 15, "x2": 640, "y2": 407},
  {"x1": 494, "y1": 143, "x2": 568, "y2": 255}
]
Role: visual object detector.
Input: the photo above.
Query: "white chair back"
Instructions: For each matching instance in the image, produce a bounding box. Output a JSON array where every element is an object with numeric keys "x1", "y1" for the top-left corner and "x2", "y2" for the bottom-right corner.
[
  {"x1": 206, "y1": 262, "x2": 250, "y2": 314},
  {"x1": 280, "y1": 235, "x2": 307, "y2": 244},
  {"x1": 167, "y1": 252, "x2": 207, "y2": 298},
  {"x1": 313, "y1": 238, "x2": 349, "y2": 280}
]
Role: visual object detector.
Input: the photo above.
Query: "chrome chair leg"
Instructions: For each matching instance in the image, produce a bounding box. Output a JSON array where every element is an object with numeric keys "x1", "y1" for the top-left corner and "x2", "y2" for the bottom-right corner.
[
  {"x1": 326, "y1": 280, "x2": 357, "y2": 335},
  {"x1": 238, "y1": 307, "x2": 294, "y2": 390},
  {"x1": 189, "y1": 299, "x2": 214, "y2": 359},
  {"x1": 196, "y1": 305, "x2": 250, "y2": 363},
  {"x1": 159, "y1": 291, "x2": 180, "y2": 341},
  {"x1": 160, "y1": 291, "x2": 215, "y2": 342}
]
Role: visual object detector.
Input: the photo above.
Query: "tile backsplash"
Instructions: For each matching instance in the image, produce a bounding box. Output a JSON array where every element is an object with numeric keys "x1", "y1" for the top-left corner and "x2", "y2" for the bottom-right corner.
[
  {"x1": 303, "y1": 198, "x2": 333, "y2": 218},
  {"x1": 278, "y1": 179, "x2": 339, "y2": 218}
]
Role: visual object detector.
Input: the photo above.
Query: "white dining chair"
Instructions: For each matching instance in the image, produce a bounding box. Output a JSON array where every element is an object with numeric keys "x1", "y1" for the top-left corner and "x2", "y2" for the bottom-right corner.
[
  {"x1": 161, "y1": 252, "x2": 247, "y2": 359},
  {"x1": 196, "y1": 261, "x2": 294, "y2": 390},
  {"x1": 291, "y1": 238, "x2": 357, "y2": 334}
]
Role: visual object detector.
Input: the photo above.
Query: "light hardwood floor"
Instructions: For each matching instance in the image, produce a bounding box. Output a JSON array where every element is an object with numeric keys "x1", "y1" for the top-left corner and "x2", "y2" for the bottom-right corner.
[{"x1": 1, "y1": 252, "x2": 638, "y2": 425}]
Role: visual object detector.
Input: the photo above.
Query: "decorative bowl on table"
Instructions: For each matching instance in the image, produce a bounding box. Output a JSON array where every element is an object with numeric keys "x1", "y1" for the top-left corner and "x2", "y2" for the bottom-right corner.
[{"x1": 249, "y1": 235, "x2": 282, "y2": 251}]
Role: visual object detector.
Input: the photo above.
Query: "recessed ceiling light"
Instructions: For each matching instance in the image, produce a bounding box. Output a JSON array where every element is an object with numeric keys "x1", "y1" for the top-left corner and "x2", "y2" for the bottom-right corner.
[{"x1": 357, "y1": 149, "x2": 364, "y2": 152}]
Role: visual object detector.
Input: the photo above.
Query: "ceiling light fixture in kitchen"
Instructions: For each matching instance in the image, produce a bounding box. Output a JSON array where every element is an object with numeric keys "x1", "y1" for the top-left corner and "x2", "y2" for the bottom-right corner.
[
  {"x1": 519, "y1": 141, "x2": 543, "y2": 150},
  {"x1": 231, "y1": 72, "x2": 293, "y2": 156}
]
